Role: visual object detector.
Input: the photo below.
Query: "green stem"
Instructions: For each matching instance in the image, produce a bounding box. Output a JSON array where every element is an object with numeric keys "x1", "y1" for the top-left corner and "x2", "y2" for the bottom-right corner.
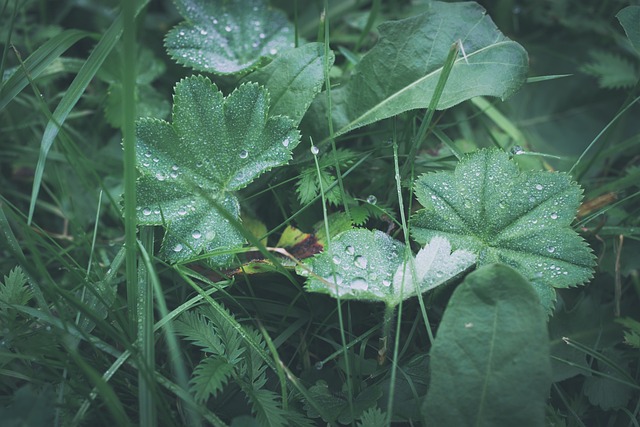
[
  {"x1": 138, "y1": 228, "x2": 157, "y2": 427},
  {"x1": 378, "y1": 303, "x2": 396, "y2": 364}
]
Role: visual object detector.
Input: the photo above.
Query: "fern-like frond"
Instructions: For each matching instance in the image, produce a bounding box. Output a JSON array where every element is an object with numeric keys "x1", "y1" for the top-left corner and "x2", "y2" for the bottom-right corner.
[
  {"x1": 357, "y1": 407, "x2": 387, "y2": 427},
  {"x1": 581, "y1": 50, "x2": 639, "y2": 89},
  {"x1": 174, "y1": 311, "x2": 226, "y2": 356},
  {"x1": 296, "y1": 168, "x2": 343, "y2": 206},
  {"x1": 317, "y1": 148, "x2": 357, "y2": 169},
  {"x1": 242, "y1": 387, "x2": 288, "y2": 427},
  {"x1": 189, "y1": 357, "x2": 234, "y2": 403},
  {"x1": 0, "y1": 266, "x2": 31, "y2": 308},
  {"x1": 199, "y1": 305, "x2": 245, "y2": 364}
]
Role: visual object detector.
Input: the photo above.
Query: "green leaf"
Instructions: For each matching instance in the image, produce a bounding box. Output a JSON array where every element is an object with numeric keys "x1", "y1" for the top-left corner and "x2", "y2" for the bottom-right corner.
[
  {"x1": 0, "y1": 267, "x2": 31, "y2": 308},
  {"x1": 174, "y1": 311, "x2": 227, "y2": 356},
  {"x1": 242, "y1": 42, "x2": 334, "y2": 125},
  {"x1": 411, "y1": 148, "x2": 596, "y2": 311},
  {"x1": 242, "y1": 388, "x2": 288, "y2": 427},
  {"x1": 422, "y1": 264, "x2": 551, "y2": 427},
  {"x1": 548, "y1": 295, "x2": 621, "y2": 382},
  {"x1": 303, "y1": 381, "x2": 383, "y2": 424},
  {"x1": 617, "y1": 6, "x2": 640, "y2": 54},
  {"x1": 297, "y1": 229, "x2": 475, "y2": 307},
  {"x1": 618, "y1": 317, "x2": 640, "y2": 349},
  {"x1": 580, "y1": 50, "x2": 639, "y2": 89},
  {"x1": 165, "y1": 0, "x2": 295, "y2": 75},
  {"x1": 583, "y1": 349, "x2": 634, "y2": 410},
  {"x1": 136, "y1": 75, "x2": 300, "y2": 262},
  {"x1": 190, "y1": 357, "x2": 234, "y2": 403},
  {"x1": 357, "y1": 408, "x2": 387, "y2": 427},
  {"x1": 309, "y1": 1, "x2": 528, "y2": 137},
  {"x1": 0, "y1": 29, "x2": 89, "y2": 111}
]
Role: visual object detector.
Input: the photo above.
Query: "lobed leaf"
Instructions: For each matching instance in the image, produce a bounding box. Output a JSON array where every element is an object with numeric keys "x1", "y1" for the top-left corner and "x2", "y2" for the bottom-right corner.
[
  {"x1": 136, "y1": 75, "x2": 300, "y2": 262},
  {"x1": 165, "y1": 0, "x2": 295, "y2": 74},
  {"x1": 411, "y1": 148, "x2": 596, "y2": 311},
  {"x1": 297, "y1": 229, "x2": 475, "y2": 307}
]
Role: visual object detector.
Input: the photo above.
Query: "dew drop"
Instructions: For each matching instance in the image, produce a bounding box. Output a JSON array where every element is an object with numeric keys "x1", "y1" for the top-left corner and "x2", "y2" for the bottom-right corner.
[
  {"x1": 315, "y1": 361, "x2": 323, "y2": 370},
  {"x1": 200, "y1": 29, "x2": 208, "y2": 35},
  {"x1": 366, "y1": 195, "x2": 377, "y2": 205},
  {"x1": 205, "y1": 230, "x2": 216, "y2": 240},
  {"x1": 173, "y1": 244, "x2": 183, "y2": 252},
  {"x1": 172, "y1": 164, "x2": 179, "y2": 171},
  {"x1": 144, "y1": 151, "x2": 152, "y2": 158},
  {"x1": 535, "y1": 184, "x2": 543, "y2": 191},
  {"x1": 382, "y1": 279, "x2": 391, "y2": 287},
  {"x1": 269, "y1": 48, "x2": 278, "y2": 55},
  {"x1": 350, "y1": 278, "x2": 368, "y2": 291},
  {"x1": 152, "y1": 157, "x2": 160, "y2": 163},
  {"x1": 155, "y1": 172, "x2": 166, "y2": 181},
  {"x1": 354, "y1": 256, "x2": 368, "y2": 269},
  {"x1": 178, "y1": 208, "x2": 187, "y2": 216},
  {"x1": 170, "y1": 171, "x2": 179, "y2": 178},
  {"x1": 196, "y1": 161, "x2": 203, "y2": 168},
  {"x1": 550, "y1": 212, "x2": 558, "y2": 220},
  {"x1": 213, "y1": 18, "x2": 218, "y2": 24},
  {"x1": 224, "y1": 25, "x2": 232, "y2": 32},
  {"x1": 179, "y1": 30, "x2": 185, "y2": 36},
  {"x1": 282, "y1": 137, "x2": 290, "y2": 147},
  {"x1": 192, "y1": 230, "x2": 202, "y2": 239},
  {"x1": 142, "y1": 207, "x2": 152, "y2": 216},
  {"x1": 310, "y1": 145, "x2": 319, "y2": 155},
  {"x1": 511, "y1": 145, "x2": 525, "y2": 155},
  {"x1": 547, "y1": 246, "x2": 556, "y2": 253},
  {"x1": 239, "y1": 150, "x2": 248, "y2": 159},
  {"x1": 259, "y1": 33, "x2": 266, "y2": 39},
  {"x1": 332, "y1": 255, "x2": 341, "y2": 265},
  {"x1": 345, "y1": 245, "x2": 355, "y2": 255}
]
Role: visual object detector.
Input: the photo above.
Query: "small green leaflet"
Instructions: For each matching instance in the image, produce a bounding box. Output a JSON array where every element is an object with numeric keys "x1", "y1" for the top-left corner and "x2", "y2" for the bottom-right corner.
[
  {"x1": 297, "y1": 229, "x2": 475, "y2": 307},
  {"x1": 136, "y1": 75, "x2": 300, "y2": 263},
  {"x1": 411, "y1": 148, "x2": 596, "y2": 312},
  {"x1": 165, "y1": 0, "x2": 295, "y2": 75}
]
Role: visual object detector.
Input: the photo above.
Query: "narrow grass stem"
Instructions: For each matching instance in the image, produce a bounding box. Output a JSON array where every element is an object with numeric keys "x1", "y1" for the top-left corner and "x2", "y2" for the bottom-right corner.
[{"x1": 312, "y1": 139, "x2": 355, "y2": 424}]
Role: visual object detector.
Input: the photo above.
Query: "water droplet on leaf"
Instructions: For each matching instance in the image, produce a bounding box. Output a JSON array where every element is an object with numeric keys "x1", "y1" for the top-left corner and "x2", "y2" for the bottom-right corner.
[
  {"x1": 192, "y1": 230, "x2": 202, "y2": 239},
  {"x1": 173, "y1": 244, "x2": 183, "y2": 252},
  {"x1": 366, "y1": 195, "x2": 377, "y2": 204},
  {"x1": 239, "y1": 150, "x2": 248, "y2": 159},
  {"x1": 142, "y1": 207, "x2": 152, "y2": 216},
  {"x1": 354, "y1": 256, "x2": 368, "y2": 269},
  {"x1": 310, "y1": 146, "x2": 319, "y2": 155},
  {"x1": 511, "y1": 145, "x2": 525, "y2": 155}
]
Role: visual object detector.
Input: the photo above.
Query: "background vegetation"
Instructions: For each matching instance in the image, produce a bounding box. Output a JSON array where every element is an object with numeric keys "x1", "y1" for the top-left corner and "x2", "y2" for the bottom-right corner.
[{"x1": 1, "y1": 0, "x2": 639, "y2": 426}]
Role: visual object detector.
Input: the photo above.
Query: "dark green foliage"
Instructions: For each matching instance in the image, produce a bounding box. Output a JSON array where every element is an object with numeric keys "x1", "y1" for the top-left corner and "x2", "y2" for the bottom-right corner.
[{"x1": 1, "y1": 0, "x2": 639, "y2": 425}]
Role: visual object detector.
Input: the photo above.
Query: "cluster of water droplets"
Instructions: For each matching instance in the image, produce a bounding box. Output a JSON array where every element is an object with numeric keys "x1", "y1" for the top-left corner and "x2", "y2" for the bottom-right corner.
[
  {"x1": 302, "y1": 231, "x2": 404, "y2": 299},
  {"x1": 167, "y1": 3, "x2": 295, "y2": 73}
]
